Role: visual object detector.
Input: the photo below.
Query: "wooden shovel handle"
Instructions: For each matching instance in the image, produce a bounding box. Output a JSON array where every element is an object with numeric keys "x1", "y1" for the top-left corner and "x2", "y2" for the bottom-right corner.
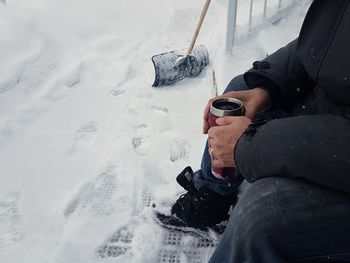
[{"x1": 187, "y1": 0, "x2": 212, "y2": 54}]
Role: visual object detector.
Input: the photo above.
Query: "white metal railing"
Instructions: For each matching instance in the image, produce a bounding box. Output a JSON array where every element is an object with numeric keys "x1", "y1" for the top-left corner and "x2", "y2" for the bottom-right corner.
[{"x1": 226, "y1": 0, "x2": 298, "y2": 52}]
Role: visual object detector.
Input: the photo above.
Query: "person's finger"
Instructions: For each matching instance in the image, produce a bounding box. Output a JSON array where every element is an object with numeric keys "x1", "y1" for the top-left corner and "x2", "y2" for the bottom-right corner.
[
  {"x1": 212, "y1": 158, "x2": 225, "y2": 168},
  {"x1": 226, "y1": 91, "x2": 246, "y2": 101},
  {"x1": 203, "y1": 100, "x2": 213, "y2": 134},
  {"x1": 210, "y1": 147, "x2": 223, "y2": 162},
  {"x1": 209, "y1": 139, "x2": 218, "y2": 150},
  {"x1": 207, "y1": 126, "x2": 218, "y2": 138},
  {"x1": 216, "y1": 116, "x2": 236, "y2": 126},
  {"x1": 203, "y1": 121, "x2": 209, "y2": 134},
  {"x1": 244, "y1": 107, "x2": 256, "y2": 119},
  {"x1": 209, "y1": 147, "x2": 214, "y2": 158},
  {"x1": 220, "y1": 91, "x2": 258, "y2": 119},
  {"x1": 212, "y1": 156, "x2": 235, "y2": 168},
  {"x1": 208, "y1": 137, "x2": 213, "y2": 146},
  {"x1": 203, "y1": 101, "x2": 210, "y2": 121},
  {"x1": 203, "y1": 95, "x2": 228, "y2": 121}
]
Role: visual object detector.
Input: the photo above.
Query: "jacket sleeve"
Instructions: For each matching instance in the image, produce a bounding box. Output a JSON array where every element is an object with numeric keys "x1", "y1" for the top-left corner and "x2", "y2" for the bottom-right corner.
[
  {"x1": 235, "y1": 114, "x2": 350, "y2": 194},
  {"x1": 244, "y1": 38, "x2": 314, "y2": 111}
]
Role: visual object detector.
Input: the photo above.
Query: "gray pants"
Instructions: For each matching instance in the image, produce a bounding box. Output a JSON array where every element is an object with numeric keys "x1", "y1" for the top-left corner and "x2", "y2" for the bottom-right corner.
[{"x1": 209, "y1": 177, "x2": 350, "y2": 262}]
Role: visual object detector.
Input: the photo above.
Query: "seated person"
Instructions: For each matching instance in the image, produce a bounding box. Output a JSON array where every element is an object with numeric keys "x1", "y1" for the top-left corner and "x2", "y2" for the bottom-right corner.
[{"x1": 159, "y1": 0, "x2": 350, "y2": 262}]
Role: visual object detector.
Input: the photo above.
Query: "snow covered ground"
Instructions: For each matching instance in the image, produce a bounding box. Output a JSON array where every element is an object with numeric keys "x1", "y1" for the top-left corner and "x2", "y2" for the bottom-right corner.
[{"x1": 0, "y1": 0, "x2": 310, "y2": 262}]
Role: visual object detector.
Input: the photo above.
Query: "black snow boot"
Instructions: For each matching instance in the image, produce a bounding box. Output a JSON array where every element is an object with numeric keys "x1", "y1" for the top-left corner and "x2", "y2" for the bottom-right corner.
[{"x1": 156, "y1": 166, "x2": 237, "y2": 230}]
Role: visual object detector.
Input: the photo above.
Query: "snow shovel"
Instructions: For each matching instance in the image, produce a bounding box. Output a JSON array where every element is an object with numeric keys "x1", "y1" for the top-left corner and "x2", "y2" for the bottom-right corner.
[{"x1": 152, "y1": 0, "x2": 212, "y2": 87}]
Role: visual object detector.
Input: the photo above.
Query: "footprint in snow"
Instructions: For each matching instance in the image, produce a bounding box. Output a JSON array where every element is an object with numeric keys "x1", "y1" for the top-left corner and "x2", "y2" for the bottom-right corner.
[
  {"x1": 68, "y1": 121, "x2": 98, "y2": 156},
  {"x1": 126, "y1": 94, "x2": 153, "y2": 116},
  {"x1": 64, "y1": 166, "x2": 119, "y2": 217},
  {"x1": 157, "y1": 230, "x2": 218, "y2": 263},
  {"x1": 0, "y1": 193, "x2": 23, "y2": 248},
  {"x1": 17, "y1": 41, "x2": 57, "y2": 94},
  {"x1": 97, "y1": 165, "x2": 167, "y2": 259},
  {"x1": 44, "y1": 62, "x2": 83, "y2": 102},
  {"x1": 151, "y1": 105, "x2": 170, "y2": 118},
  {"x1": 169, "y1": 139, "x2": 190, "y2": 162},
  {"x1": 97, "y1": 221, "x2": 219, "y2": 261},
  {"x1": 98, "y1": 223, "x2": 134, "y2": 258},
  {"x1": 131, "y1": 122, "x2": 154, "y2": 156},
  {"x1": 152, "y1": 105, "x2": 172, "y2": 132},
  {"x1": 132, "y1": 165, "x2": 168, "y2": 216},
  {"x1": 110, "y1": 88, "x2": 125, "y2": 97}
]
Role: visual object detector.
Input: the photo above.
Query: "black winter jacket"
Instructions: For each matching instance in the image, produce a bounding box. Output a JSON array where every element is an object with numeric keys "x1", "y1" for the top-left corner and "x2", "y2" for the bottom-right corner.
[{"x1": 235, "y1": 0, "x2": 350, "y2": 193}]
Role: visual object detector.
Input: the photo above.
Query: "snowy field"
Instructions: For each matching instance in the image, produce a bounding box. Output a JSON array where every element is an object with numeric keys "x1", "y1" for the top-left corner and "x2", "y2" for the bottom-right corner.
[{"x1": 0, "y1": 0, "x2": 310, "y2": 262}]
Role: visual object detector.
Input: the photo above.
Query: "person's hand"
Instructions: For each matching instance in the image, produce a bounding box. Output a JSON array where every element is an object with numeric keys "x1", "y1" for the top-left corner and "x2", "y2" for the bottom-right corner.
[
  {"x1": 208, "y1": 116, "x2": 251, "y2": 168},
  {"x1": 203, "y1": 87, "x2": 270, "y2": 134}
]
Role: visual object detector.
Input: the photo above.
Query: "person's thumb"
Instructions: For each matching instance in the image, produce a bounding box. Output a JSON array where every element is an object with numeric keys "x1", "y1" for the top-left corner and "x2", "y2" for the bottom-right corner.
[
  {"x1": 245, "y1": 109, "x2": 256, "y2": 120},
  {"x1": 216, "y1": 116, "x2": 235, "y2": 126}
]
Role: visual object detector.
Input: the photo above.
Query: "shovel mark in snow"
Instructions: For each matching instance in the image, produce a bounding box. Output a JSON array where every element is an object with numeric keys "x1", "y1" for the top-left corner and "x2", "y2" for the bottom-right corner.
[
  {"x1": 21, "y1": 42, "x2": 57, "y2": 91},
  {"x1": 0, "y1": 41, "x2": 57, "y2": 94},
  {"x1": 68, "y1": 121, "x2": 98, "y2": 155},
  {"x1": 0, "y1": 193, "x2": 23, "y2": 247},
  {"x1": 19, "y1": 41, "x2": 57, "y2": 94},
  {"x1": 64, "y1": 166, "x2": 119, "y2": 217}
]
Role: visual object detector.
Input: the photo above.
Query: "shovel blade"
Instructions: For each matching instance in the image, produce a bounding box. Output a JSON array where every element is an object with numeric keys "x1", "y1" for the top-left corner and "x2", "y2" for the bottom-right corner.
[{"x1": 152, "y1": 45, "x2": 209, "y2": 87}]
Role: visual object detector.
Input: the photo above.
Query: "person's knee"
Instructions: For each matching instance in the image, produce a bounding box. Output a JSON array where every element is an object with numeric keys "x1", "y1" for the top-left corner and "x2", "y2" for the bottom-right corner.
[
  {"x1": 220, "y1": 198, "x2": 279, "y2": 262},
  {"x1": 228, "y1": 179, "x2": 291, "y2": 244},
  {"x1": 229, "y1": 198, "x2": 273, "y2": 244},
  {"x1": 223, "y1": 74, "x2": 249, "y2": 94},
  {"x1": 211, "y1": 179, "x2": 300, "y2": 262}
]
